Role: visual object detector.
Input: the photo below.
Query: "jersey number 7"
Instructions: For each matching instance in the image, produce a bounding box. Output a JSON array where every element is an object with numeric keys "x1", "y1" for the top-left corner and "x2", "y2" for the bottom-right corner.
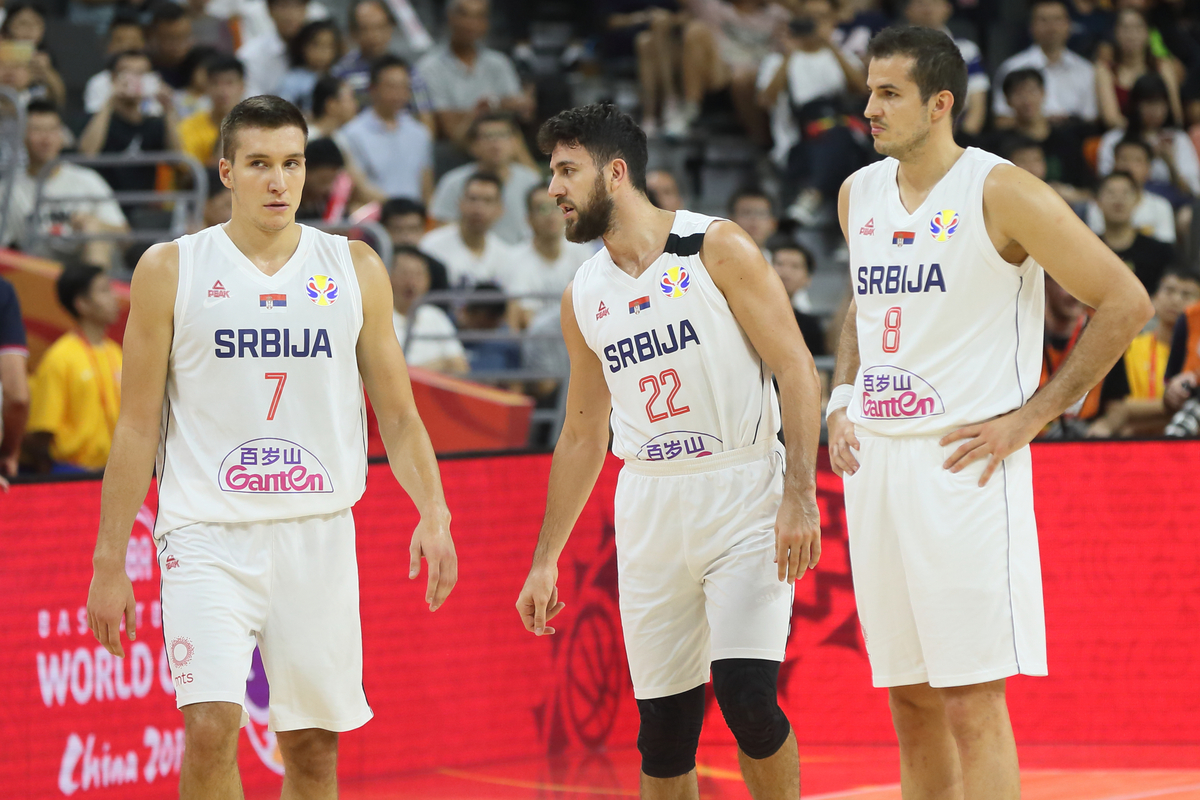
[{"x1": 265, "y1": 372, "x2": 288, "y2": 420}]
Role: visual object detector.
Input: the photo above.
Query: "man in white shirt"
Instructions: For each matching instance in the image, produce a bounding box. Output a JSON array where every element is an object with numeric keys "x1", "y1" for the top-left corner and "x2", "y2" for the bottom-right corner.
[
  {"x1": 419, "y1": 172, "x2": 518, "y2": 287},
  {"x1": 506, "y1": 186, "x2": 594, "y2": 326},
  {"x1": 237, "y1": 0, "x2": 308, "y2": 97},
  {"x1": 993, "y1": 0, "x2": 1097, "y2": 124},
  {"x1": 1085, "y1": 138, "x2": 1176, "y2": 243},
  {"x1": 391, "y1": 245, "x2": 469, "y2": 374},
  {"x1": 429, "y1": 112, "x2": 542, "y2": 244},
  {"x1": 4, "y1": 100, "x2": 129, "y2": 267}
]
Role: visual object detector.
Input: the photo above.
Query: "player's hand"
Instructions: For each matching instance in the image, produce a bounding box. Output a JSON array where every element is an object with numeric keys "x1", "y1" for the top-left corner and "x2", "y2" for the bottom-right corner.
[
  {"x1": 87, "y1": 561, "x2": 136, "y2": 658},
  {"x1": 409, "y1": 511, "x2": 457, "y2": 612},
  {"x1": 940, "y1": 409, "x2": 1042, "y2": 487},
  {"x1": 516, "y1": 562, "x2": 566, "y2": 636},
  {"x1": 775, "y1": 490, "x2": 821, "y2": 584},
  {"x1": 827, "y1": 408, "x2": 860, "y2": 477}
]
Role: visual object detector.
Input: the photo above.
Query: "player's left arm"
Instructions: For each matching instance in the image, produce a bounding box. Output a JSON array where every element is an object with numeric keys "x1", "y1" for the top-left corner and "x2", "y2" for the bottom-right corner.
[
  {"x1": 702, "y1": 221, "x2": 822, "y2": 583},
  {"x1": 942, "y1": 164, "x2": 1155, "y2": 484},
  {"x1": 351, "y1": 240, "x2": 457, "y2": 611}
]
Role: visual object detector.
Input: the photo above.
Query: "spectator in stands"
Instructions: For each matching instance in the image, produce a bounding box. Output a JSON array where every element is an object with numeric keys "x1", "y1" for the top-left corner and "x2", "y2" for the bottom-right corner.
[
  {"x1": 4, "y1": 100, "x2": 130, "y2": 267},
  {"x1": 902, "y1": 0, "x2": 988, "y2": 137},
  {"x1": 333, "y1": 0, "x2": 399, "y2": 100},
  {"x1": 1094, "y1": 171, "x2": 1174, "y2": 294},
  {"x1": 1001, "y1": 135, "x2": 1089, "y2": 208},
  {"x1": 1098, "y1": 73, "x2": 1200, "y2": 201},
  {"x1": 179, "y1": 54, "x2": 244, "y2": 167},
  {"x1": 1091, "y1": 268, "x2": 1200, "y2": 437},
  {"x1": 419, "y1": 172, "x2": 517, "y2": 287},
  {"x1": 0, "y1": 37, "x2": 38, "y2": 105},
  {"x1": 238, "y1": 0, "x2": 308, "y2": 97},
  {"x1": 0, "y1": 273, "x2": 29, "y2": 485},
  {"x1": 183, "y1": 0, "x2": 234, "y2": 53},
  {"x1": 295, "y1": 137, "x2": 347, "y2": 221},
  {"x1": 832, "y1": 0, "x2": 888, "y2": 65},
  {"x1": 993, "y1": 0, "x2": 1097, "y2": 126},
  {"x1": 679, "y1": 0, "x2": 791, "y2": 143},
  {"x1": 199, "y1": 175, "x2": 232, "y2": 229},
  {"x1": 992, "y1": 69, "x2": 1091, "y2": 191},
  {"x1": 1164, "y1": 294, "x2": 1200, "y2": 416},
  {"x1": 645, "y1": 168, "x2": 683, "y2": 211},
  {"x1": 458, "y1": 280, "x2": 520, "y2": 372},
  {"x1": 79, "y1": 51, "x2": 180, "y2": 200},
  {"x1": 381, "y1": 197, "x2": 451, "y2": 291},
  {"x1": 728, "y1": 186, "x2": 777, "y2": 253},
  {"x1": 0, "y1": 0, "x2": 64, "y2": 106},
  {"x1": 340, "y1": 56, "x2": 433, "y2": 202},
  {"x1": 1040, "y1": 273, "x2": 1102, "y2": 437},
  {"x1": 276, "y1": 19, "x2": 340, "y2": 112},
  {"x1": 430, "y1": 112, "x2": 543, "y2": 244},
  {"x1": 1096, "y1": 8, "x2": 1183, "y2": 131},
  {"x1": 25, "y1": 264, "x2": 122, "y2": 473},
  {"x1": 767, "y1": 235, "x2": 825, "y2": 355},
  {"x1": 1086, "y1": 137, "x2": 1177, "y2": 243},
  {"x1": 757, "y1": 0, "x2": 864, "y2": 173},
  {"x1": 84, "y1": 10, "x2": 146, "y2": 114},
  {"x1": 507, "y1": 186, "x2": 594, "y2": 326},
  {"x1": 414, "y1": 0, "x2": 533, "y2": 147},
  {"x1": 596, "y1": 1, "x2": 685, "y2": 135},
  {"x1": 172, "y1": 45, "x2": 220, "y2": 120},
  {"x1": 147, "y1": 1, "x2": 195, "y2": 89},
  {"x1": 390, "y1": 245, "x2": 469, "y2": 374},
  {"x1": 309, "y1": 75, "x2": 386, "y2": 205}
]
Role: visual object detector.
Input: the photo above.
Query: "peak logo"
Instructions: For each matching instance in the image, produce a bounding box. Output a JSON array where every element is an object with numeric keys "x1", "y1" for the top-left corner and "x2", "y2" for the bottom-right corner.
[
  {"x1": 218, "y1": 438, "x2": 334, "y2": 494},
  {"x1": 858, "y1": 366, "x2": 945, "y2": 420}
]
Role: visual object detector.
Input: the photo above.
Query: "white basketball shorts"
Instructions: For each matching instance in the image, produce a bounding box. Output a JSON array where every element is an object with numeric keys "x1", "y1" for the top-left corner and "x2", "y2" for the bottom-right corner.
[
  {"x1": 842, "y1": 430, "x2": 1047, "y2": 689},
  {"x1": 157, "y1": 508, "x2": 374, "y2": 732},
  {"x1": 615, "y1": 441, "x2": 793, "y2": 700}
]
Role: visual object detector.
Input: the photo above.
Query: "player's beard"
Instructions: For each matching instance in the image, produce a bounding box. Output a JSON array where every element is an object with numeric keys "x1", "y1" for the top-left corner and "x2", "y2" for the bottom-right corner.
[
  {"x1": 565, "y1": 173, "x2": 614, "y2": 243},
  {"x1": 875, "y1": 117, "x2": 930, "y2": 160}
]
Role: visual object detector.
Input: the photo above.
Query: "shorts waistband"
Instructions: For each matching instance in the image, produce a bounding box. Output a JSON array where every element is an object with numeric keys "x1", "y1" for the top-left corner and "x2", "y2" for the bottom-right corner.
[{"x1": 622, "y1": 440, "x2": 778, "y2": 477}]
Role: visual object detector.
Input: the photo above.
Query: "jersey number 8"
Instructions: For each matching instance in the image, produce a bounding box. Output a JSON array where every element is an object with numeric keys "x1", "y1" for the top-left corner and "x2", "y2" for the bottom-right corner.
[{"x1": 882, "y1": 307, "x2": 902, "y2": 353}]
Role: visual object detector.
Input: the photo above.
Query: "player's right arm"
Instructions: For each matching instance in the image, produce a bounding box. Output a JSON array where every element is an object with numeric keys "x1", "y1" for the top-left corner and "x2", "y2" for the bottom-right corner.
[
  {"x1": 87, "y1": 243, "x2": 178, "y2": 658},
  {"x1": 828, "y1": 175, "x2": 860, "y2": 478},
  {"x1": 516, "y1": 283, "x2": 611, "y2": 636}
]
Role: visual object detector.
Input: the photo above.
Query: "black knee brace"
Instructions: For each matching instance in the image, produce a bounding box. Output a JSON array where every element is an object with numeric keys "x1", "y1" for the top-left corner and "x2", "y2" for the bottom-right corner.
[
  {"x1": 711, "y1": 658, "x2": 791, "y2": 760},
  {"x1": 636, "y1": 684, "x2": 706, "y2": 779}
]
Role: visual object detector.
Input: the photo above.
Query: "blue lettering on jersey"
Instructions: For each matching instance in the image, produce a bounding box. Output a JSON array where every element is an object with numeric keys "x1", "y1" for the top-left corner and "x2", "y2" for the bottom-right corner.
[
  {"x1": 856, "y1": 264, "x2": 946, "y2": 295},
  {"x1": 603, "y1": 319, "x2": 700, "y2": 373},
  {"x1": 214, "y1": 328, "x2": 333, "y2": 358}
]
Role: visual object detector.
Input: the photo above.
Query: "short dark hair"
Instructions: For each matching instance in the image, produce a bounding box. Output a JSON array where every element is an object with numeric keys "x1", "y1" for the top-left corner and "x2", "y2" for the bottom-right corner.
[
  {"x1": 381, "y1": 197, "x2": 426, "y2": 221},
  {"x1": 463, "y1": 171, "x2": 503, "y2": 195},
  {"x1": 349, "y1": 0, "x2": 396, "y2": 31},
  {"x1": 369, "y1": 54, "x2": 409, "y2": 87},
  {"x1": 108, "y1": 49, "x2": 151, "y2": 74},
  {"x1": 179, "y1": 45, "x2": 219, "y2": 86},
  {"x1": 999, "y1": 133, "x2": 1042, "y2": 161},
  {"x1": 25, "y1": 97, "x2": 59, "y2": 118},
  {"x1": 727, "y1": 185, "x2": 775, "y2": 216},
  {"x1": 289, "y1": 19, "x2": 340, "y2": 69},
  {"x1": 56, "y1": 263, "x2": 104, "y2": 320},
  {"x1": 464, "y1": 281, "x2": 507, "y2": 320},
  {"x1": 305, "y1": 137, "x2": 344, "y2": 169},
  {"x1": 1098, "y1": 170, "x2": 1138, "y2": 191},
  {"x1": 1029, "y1": 0, "x2": 1070, "y2": 18},
  {"x1": 1114, "y1": 136, "x2": 1154, "y2": 161},
  {"x1": 149, "y1": 0, "x2": 187, "y2": 27},
  {"x1": 866, "y1": 25, "x2": 968, "y2": 121},
  {"x1": 537, "y1": 102, "x2": 649, "y2": 193},
  {"x1": 766, "y1": 235, "x2": 814, "y2": 272},
  {"x1": 467, "y1": 111, "x2": 516, "y2": 142},
  {"x1": 525, "y1": 182, "x2": 550, "y2": 211},
  {"x1": 0, "y1": 0, "x2": 45, "y2": 38},
  {"x1": 1002, "y1": 67, "x2": 1045, "y2": 99},
  {"x1": 205, "y1": 53, "x2": 244, "y2": 80},
  {"x1": 220, "y1": 95, "x2": 308, "y2": 161},
  {"x1": 392, "y1": 243, "x2": 429, "y2": 269},
  {"x1": 108, "y1": 7, "x2": 142, "y2": 34},
  {"x1": 311, "y1": 76, "x2": 343, "y2": 118},
  {"x1": 1161, "y1": 266, "x2": 1200, "y2": 287}
]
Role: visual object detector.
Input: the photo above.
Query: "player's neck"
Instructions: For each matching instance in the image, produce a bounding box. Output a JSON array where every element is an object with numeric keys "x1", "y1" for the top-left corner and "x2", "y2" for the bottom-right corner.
[
  {"x1": 894, "y1": 137, "x2": 965, "y2": 210},
  {"x1": 221, "y1": 217, "x2": 304, "y2": 277},
  {"x1": 602, "y1": 195, "x2": 675, "y2": 278}
]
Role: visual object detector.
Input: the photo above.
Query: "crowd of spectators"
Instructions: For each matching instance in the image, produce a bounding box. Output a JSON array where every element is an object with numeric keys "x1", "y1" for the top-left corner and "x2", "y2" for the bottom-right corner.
[{"x1": 5, "y1": 0, "x2": 1200, "y2": 472}]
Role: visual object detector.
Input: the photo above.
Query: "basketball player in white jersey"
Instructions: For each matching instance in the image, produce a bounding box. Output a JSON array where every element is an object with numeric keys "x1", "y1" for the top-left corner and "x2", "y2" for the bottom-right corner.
[
  {"x1": 85, "y1": 96, "x2": 457, "y2": 799},
  {"x1": 829, "y1": 28, "x2": 1153, "y2": 797},
  {"x1": 515, "y1": 104, "x2": 823, "y2": 799}
]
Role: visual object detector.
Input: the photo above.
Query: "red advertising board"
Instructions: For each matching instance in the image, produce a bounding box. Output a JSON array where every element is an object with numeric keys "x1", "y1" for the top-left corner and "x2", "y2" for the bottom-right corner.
[{"x1": 2, "y1": 442, "x2": 1198, "y2": 798}]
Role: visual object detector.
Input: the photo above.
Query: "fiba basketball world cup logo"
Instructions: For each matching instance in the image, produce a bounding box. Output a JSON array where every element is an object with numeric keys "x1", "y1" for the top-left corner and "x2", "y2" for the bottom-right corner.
[
  {"x1": 306, "y1": 274, "x2": 339, "y2": 306},
  {"x1": 929, "y1": 209, "x2": 959, "y2": 242},
  {"x1": 659, "y1": 265, "x2": 690, "y2": 298}
]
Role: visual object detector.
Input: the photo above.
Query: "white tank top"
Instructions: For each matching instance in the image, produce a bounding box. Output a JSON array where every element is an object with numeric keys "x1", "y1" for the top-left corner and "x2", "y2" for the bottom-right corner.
[
  {"x1": 572, "y1": 210, "x2": 779, "y2": 462},
  {"x1": 846, "y1": 147, "x2": 1045, "y2": 436},
  {"x1": 154, "y1": 224, "x2": 368, "y2": 536}
]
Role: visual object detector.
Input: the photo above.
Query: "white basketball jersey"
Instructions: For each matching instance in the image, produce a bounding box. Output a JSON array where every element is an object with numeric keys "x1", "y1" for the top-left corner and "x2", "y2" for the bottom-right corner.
[
  {"x1": 572, "y1": 211, "x2": 779, "y2": 462},
  {"x1": 847, "y1": 147, "x2": 1045, "y2": 436},
  {"x1": 154, "y1": 224, "x2": 368, "y2": 536}
]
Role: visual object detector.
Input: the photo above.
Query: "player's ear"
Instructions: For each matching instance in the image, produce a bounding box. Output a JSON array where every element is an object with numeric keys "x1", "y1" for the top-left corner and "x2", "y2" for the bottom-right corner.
[
  {"x1": 219, "y1": 157, "x2": 234, "y2": 189},
  {"x1": 931, "y1": 89, "x2": 954, "y2": 123},
  {"x1": 609, "y1": 158, "x2": 628, "y2": 191}
]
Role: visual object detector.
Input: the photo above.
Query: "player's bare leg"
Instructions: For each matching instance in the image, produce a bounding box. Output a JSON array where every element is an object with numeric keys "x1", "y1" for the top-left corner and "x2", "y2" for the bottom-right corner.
[
  {"x1": 889, "y1": 683, "x2": 963, "y2": 800},
  {"x1": 737, "y1": 727, "x2": 800, "y2": 799},
  {"x1": 180, "y1": 702, "x2": 244, "y2": 800},
  {"x1": 277, "y1": 729, "x2": 339, "y2": 800},
  {"x1": 940, "y1": 679, "x2": 1019, "y2": 800},
  {"x1": 641, "y1": 771, "x2": 699, "y2": 800}
]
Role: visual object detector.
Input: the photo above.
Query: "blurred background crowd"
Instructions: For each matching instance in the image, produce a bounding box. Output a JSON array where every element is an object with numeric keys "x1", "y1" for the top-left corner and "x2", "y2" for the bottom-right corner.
[{"x1": 2, "y1": 0, "x2": 1200, "y2": 477}]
